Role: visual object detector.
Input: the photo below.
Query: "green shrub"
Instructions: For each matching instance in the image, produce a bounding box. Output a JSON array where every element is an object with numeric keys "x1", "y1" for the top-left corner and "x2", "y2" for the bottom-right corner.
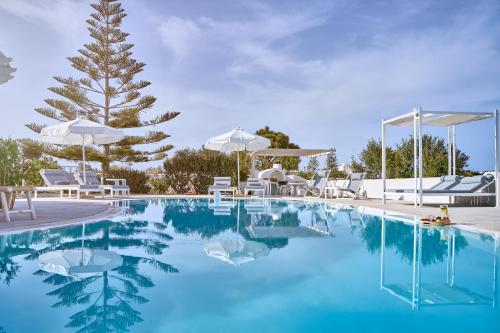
[
  {"x1": 163, "y1": 149, "x2": 245, "y2": 194},
  {"x1": 108, "y1": 167, "x2": 149, "y2": 194},
  {"x1": 0, "y1": 139, "x2": 22, "y2": 186},
  {"x1": 22, "y1": 157, "x2": 59, "y2": 186},
  {"x1": 148, "y1": 176, "x2": 168, "y2": 194}
]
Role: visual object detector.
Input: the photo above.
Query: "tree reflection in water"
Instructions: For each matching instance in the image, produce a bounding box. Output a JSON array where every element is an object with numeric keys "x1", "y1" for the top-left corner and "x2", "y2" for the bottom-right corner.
[
  {"x1": 21, "y1": 200, "x2": 179, "y2": 333},
  {"x1": 360, "y1": 215, "x2": 468, "y2": 266}
]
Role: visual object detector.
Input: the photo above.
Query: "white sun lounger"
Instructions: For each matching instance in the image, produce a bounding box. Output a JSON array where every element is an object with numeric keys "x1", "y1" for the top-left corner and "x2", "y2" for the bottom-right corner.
[
  {"x1": 35, "y1": 169, "x2": 104, "y2": 199},
  {"x1": 74, "y1": 171, "x2": 130, "y2": 197}
]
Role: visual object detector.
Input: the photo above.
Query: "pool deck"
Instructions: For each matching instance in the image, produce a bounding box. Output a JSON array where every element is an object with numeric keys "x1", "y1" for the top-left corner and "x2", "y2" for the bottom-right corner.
[
  {"x1": 0, "y1": 198, "x2": 122, "y2": 233},
  {"x1": 0, "y1": 195, "x2": 498, "y2": 235}
]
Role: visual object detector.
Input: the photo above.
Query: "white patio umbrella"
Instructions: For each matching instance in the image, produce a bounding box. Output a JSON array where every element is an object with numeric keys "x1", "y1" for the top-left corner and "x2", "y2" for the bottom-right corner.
[
  {"x1": 0, "y1": 50, "x2": 16, "y2": 84},
  {"x1": 204, "y1": 128, "x2": 270, "y2": 192},
  {"x1": 40, "y1": 118, "x2": 124, "y2": 184}
]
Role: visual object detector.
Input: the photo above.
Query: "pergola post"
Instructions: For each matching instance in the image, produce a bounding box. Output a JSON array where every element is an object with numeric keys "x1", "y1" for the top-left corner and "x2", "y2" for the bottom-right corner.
[
  {"x1": 447, "y1": 126, "x2": 452, "y2": 175},
  {"x1": 382, "y1": 118, "x2": 386, "y2": 205},
  {"x1": 495, "y1": 109, "x2": 499, "y2": 208},
  {"x1": 452, "y1": 125, "x2": 456, "y2": 176},
  {"x1": 413, "y1": 108, "x2": 418, "y2": 207},
  {"x1": 418, "y1": 107, "x2": 424, "y2": 208}
]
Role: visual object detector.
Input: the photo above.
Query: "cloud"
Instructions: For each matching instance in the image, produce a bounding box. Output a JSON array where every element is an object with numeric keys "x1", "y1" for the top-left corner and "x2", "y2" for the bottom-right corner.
[
  {"x1": 0, "y1": 0, "x2": 89, "y2": 45},
  {"x1": 158, "y1": 16, "x2": 201, "y2": 60}
]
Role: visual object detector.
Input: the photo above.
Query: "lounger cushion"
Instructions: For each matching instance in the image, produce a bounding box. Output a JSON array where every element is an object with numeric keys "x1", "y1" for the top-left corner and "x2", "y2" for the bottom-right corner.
[
  {"x1": 448, "y1": 175, "x2": 490, "y2": 192},
  {"x1": 430, "y1": 175, "x2": 461, "y2": 191}
]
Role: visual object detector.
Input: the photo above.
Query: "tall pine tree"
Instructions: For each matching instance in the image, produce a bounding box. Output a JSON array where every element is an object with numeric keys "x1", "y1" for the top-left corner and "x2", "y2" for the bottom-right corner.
[{"x1": 26, "y1": 0, "x2": 179, "y2": 174}]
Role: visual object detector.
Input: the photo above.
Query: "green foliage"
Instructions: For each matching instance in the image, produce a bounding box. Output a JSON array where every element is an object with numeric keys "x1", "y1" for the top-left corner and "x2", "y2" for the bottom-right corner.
[
  {"x1": 163, "y1": 149, "x2": 243, "y2": 194},
  {"x1": 22, "y1": 158, "x2": 59, "y2": 186},
  {"x1": 26, "y1": 0, "x2": 179, "y2": 173},
  {"x1": 148, "y1": 176, "x2": 168, "y2": 194},
  {"x1": 354, "y1": 134, "x2": 471, "y2": 179},
  {"x1": 0, "y1": 138, "x2": 60, "y2": 186},
  {"x1": 108, "y1": 167, "x2": 149, "y2": 194},
  {"x1": 325, "y1": 148, "x2": 345, "y2": 178},
  {"x1": 255, "y1": 126, "x2": 300, "y2": 170},
  {"x1": 0, "y1": 139, "x2": 22, "y2": 186},
  {"x1": 297, "y1": 171, "x2": 313, "y2": 180}
]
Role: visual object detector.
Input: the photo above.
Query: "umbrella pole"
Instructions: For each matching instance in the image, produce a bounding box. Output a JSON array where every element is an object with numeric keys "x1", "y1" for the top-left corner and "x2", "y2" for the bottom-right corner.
[
  {"x1": 237, "y1": 150, "x2": 240, "y2": 195},
  {"x1": 81, "y1": 135, "x2": 87, "y2": 184}
]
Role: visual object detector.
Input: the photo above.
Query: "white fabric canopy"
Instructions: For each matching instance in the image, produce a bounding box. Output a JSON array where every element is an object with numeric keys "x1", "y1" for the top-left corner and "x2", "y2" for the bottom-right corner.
[
  {"x1": 41, "y1": 118, "x2": 124, "y2": 145},
  {"x1": 40, "y1": 118, "x2": 124, "y2": 183},
  {"x1": 0, "y1": 51, "x2": 16, "y2": 84},
  {"x1": 204, "y1": 128, "x2": 270, "y2": 152},
  {"x1": 205, "y1": 128, "x2": 270, "y2": 191}
]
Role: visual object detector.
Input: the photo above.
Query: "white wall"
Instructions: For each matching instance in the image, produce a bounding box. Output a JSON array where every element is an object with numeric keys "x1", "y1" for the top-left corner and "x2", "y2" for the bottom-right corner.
[{"x1": 331, "y1": 177, "x2": 453, "y2": 204}]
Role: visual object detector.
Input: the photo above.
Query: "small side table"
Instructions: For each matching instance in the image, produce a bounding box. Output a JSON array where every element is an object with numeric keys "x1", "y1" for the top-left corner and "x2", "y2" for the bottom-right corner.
[{"x1": 324, "y1": 186, "x2": 337, "y2": 199}]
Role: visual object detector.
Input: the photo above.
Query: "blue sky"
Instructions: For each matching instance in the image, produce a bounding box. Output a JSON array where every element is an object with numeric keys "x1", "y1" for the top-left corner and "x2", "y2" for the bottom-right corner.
[{"x1": 0, "y1": 0, "x2": 499, "y2": 171}]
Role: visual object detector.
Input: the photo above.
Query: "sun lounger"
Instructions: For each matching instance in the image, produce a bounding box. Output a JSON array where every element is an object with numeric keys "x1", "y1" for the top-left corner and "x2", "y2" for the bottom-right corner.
[
  {"x1": 303, "y1": 169, "x2": 331, "y2": 197},
  {"x1": 208, "y1": 177, "x2": 236, "y2": 196},
  {"x1": 387, "y1": 175, "x2": 495, "y2": 197},
  {"x1": 244, "y1": 178, "x2": 266, "y2": 197},
  {"x1": 35, "y1": 169, "x2": 104, "y2": 199},
  {"x1": 0, "y1": 186, "x2": 36, "y2": 222},
  {"x1": 75, "y1": 171, "x2": 130, "y2": 197},
  {"x1": 387, "y1": 175, "x2": 462, "y2": 194},
  {"x1": 337, "y1": 172, "x2": 366, "y2": 199}
]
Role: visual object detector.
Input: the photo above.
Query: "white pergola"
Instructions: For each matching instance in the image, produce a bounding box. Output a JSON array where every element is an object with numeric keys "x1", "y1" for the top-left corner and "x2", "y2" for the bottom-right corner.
[{"x1": 381, "y1": 107, "x2": 499, "y2": 208}]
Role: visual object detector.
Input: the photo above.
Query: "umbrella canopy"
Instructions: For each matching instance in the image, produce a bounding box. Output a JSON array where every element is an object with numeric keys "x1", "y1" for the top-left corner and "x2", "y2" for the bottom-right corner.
[
  {"x1": 0, "y1": 51, "x2": 16, "y2": 84},
  {"x1": 40, "y1": 118, "x2": 124, "y2": 183},
  {"x1": 204, "y1": 128, "x2": 270, "y2": 191},
  {"x1": 204, "y1": 238, "x2": 270, "y2": 266},
  {"x1": 38, "y1": 249, "x2": 123, "y2": 279},
  {"x1": 41, "y1": 118, "x2": 124, "y2": 145},
  {"x1": 204, "y1": 128, "x2": 270, "y2": 153}
]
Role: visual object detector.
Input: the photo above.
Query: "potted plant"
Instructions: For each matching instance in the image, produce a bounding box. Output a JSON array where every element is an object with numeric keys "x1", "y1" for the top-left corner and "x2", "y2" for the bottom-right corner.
[{"x1": 0, "y1": 139, "x2": 22, "y2": 210}]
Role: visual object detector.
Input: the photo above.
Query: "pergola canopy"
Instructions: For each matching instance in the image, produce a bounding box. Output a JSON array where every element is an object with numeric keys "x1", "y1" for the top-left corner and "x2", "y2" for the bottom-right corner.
[
  {"x1": 385, "y1": 111, "x2": 493, "y2": 127},
  {"x1": 252, "y1": 148, "x2": 331, "y2": 158}
]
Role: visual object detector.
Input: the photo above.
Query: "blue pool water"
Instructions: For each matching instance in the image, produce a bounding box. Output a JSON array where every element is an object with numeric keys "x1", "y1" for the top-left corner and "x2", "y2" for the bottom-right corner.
[{"x1": 0, "y1": 198, "x2": 498, "y2": 333}]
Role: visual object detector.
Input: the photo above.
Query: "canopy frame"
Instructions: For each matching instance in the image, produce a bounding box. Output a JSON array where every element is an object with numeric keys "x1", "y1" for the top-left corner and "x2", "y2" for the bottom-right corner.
[
  {"x1": 249, "y1": 148, "x2": 332, "y2": 177},
  {"x1": 381, "y1": 108, "x2": 499, "y2": 208}
]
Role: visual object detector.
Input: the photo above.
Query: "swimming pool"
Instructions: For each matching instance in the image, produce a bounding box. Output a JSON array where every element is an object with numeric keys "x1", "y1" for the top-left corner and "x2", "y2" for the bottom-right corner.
[{"x1": 0, "y1": 198, "x2": 498, "y2": 333}]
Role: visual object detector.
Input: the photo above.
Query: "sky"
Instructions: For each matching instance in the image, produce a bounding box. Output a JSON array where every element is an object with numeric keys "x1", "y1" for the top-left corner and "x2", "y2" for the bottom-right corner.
[{"x1": 0, "y1": 0, "x2": 500, "y2": 171}]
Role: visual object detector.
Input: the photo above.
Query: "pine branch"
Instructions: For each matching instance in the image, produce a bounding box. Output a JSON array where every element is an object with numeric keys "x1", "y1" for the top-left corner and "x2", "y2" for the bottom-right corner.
[
  {"x1": 116, "y1": 132, "x2": 170, "y2": 146},
  {"x1": 141, "y1": 112, "x2": 180, "y2": 126}
]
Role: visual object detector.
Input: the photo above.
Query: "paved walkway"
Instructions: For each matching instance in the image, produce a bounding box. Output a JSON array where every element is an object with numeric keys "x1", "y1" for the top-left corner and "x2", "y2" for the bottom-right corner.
[
  {"x1": 326, "y1": 198, "x2": 500, "y2": 234},
  {"x1": 1, "y1": 196, "x2": 498, "y2": 235},
  {"x1": 0, "y1": 199, "x2": 122, "y2": 233}
]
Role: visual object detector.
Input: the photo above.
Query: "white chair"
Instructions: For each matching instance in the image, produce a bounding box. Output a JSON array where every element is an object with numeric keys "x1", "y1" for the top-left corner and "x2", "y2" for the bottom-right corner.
[
  {"x1": 208, "y1": 177, "x2": 236, "y2": 196},
  {"x1": 244, "y1": 178, "x2": 266, "y2": 197},
  {"x1": 75, "y1": 171, "x2": 130, "y2": 197}
]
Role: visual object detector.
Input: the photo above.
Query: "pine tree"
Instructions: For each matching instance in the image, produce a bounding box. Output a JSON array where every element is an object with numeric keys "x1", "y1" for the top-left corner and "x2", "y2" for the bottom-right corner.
[
  {"x1": 26, "y1": 0, "x2": 179, "y2": 174},
  {"x1": 306, "y1": 156, "x2": 319, "y2": 174},
  {"x1": 325, "y1": 148, "x2": 337, "y2": 171}
]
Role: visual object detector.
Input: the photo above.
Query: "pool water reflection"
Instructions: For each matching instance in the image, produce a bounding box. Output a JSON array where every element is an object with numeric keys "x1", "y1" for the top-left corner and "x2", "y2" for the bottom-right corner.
[{"x1": 0, "y1": 198, "x2": 498, "y2": 333}]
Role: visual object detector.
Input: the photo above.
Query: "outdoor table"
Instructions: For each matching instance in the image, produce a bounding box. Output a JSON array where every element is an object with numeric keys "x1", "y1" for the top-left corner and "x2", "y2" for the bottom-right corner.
[
  {"x1": 0, "y1": 186, "x2": 36, "y2": 222},
  {"x1": 324, "y1": 186, "x2": 338, "y2": 199}
]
